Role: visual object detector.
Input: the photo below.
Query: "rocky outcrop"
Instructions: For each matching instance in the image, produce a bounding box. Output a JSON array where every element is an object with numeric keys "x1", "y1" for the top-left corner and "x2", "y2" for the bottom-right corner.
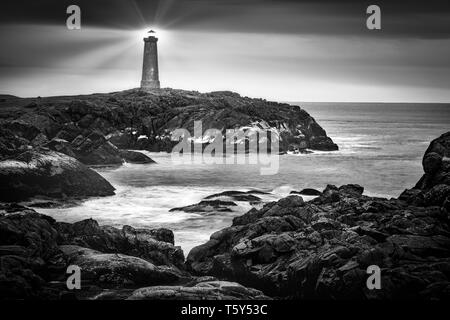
[
  {"x1": 0, "y1": 150, "x2": 115, "y2": 202},
  {"x1": 119, "y1": 150, "x2": 155, "y2": 164},
  {"x1": 55, "y1": 219, "x2": 185, "y2": 269},
  {"x1": 0, "y1": 205, "x2": 191, "y2": 300},
  {"x1": 0, "y1": 89, "x2": 338, "y2": 161},
  {"x1": 400, "y1": 132, "x2": 450, "y2": 208},
  {"x1": 186, "y1": 183, "x2": 450, "y2": 299},
  {"x1": 0, "y1": 205, "x2": 67, "y2": 299},
  {"x1": 0, "y1": 205, "x2": 268, "y2": 300},
  {"x1": 50, "y1": 132, "x2": 123, "y2": 166},
  {"x1": 186, "y1": 134, "x2": 450, "y2": 301},
  {"x1": 60, "y1": 245, "x2": 184, "y2": 287},
  {"x1": 45, "y1": 134, "x2": 155, "y2": 166}
]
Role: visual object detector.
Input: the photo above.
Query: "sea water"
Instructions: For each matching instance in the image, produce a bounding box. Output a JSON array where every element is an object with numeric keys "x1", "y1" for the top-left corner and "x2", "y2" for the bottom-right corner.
[{"x1": 38, "y1": 103, "x2": 450, "y2": 254}]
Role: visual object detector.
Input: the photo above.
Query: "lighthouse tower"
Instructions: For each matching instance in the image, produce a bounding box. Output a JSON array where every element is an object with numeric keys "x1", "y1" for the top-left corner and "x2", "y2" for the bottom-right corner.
[{"x1": 140, "y1": 31, "x2": 160, "y2": 90}]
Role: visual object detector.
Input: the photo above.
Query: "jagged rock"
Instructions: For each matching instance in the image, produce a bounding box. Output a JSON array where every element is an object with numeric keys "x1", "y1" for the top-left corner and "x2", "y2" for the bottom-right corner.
[
  {"x1": 55, "y1": 219, "x2": 184, "y2": 269},
  {"x1": 31, "y1": 133, "x2": 49, "y2": 147},
  {"x1": 186, "y1": 179, "x2": 450, "y2": 299},
  {"x1": 127, "y1": 280, "x2": 270, "y2": 300},
  {"x1": 0, "y1": 150, "x2": 115, "y2": 201},
  {"x1": 0, "y1": 207, "x2": 195, "y2": 300},
  {"x1": 0, "y1": 206, "x2": 67, "y2": 299},
  {"x1": 45, "y1": 138, "x2": 77, "y2": 158},
  {"x1": 2, "y1": 120, "x2": 42, "y2": 141},
  {"x1": 54, "y1": 123, "x2": 83, "y2": 142},
  {"x1": 71, "y1": 132, "x2": 123, "y2": 165},
  {"x1": 0, "y1": 127, "x2": 31, "y2": 159},
  {"x1": 0, "y1": 88, "x2": 338, "y2": 156}
]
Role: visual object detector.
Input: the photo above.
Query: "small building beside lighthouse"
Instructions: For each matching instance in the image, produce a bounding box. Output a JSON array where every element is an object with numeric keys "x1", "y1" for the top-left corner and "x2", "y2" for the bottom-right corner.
[{"x1": 140, "y1": 31, "x2": 160, "y2": 90}]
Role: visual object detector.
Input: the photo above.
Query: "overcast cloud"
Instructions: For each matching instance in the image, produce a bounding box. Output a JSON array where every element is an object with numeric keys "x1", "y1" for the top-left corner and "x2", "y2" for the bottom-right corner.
[{"x1": 0, "y1": 0, "x2": 449, "y2": 102}]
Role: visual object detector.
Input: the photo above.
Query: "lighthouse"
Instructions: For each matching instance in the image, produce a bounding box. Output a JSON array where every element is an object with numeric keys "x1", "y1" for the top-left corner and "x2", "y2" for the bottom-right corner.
[{"x1": 140, "y1": 30, "x2": 160, "y2": 90}]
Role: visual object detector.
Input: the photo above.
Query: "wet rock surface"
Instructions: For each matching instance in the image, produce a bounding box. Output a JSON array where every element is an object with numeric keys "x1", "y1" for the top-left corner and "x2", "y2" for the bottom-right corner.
[
  {"x1": 0, "y1": 205, "x2": 266, "y2": 300},
  {"x1": 186, "y1": 132, "x2": 450, "y2": 299},
  {"x1": 186, "y1": 186, "x2": 450, "y2": 299},
  {"x1": 0, "y1": 205, "x2": 189, "y2": 300}
]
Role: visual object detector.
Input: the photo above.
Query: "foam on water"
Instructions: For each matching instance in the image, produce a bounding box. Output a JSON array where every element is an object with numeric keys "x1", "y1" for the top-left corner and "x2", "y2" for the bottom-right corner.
[{"x1": 38, "y1": 103, "x2": 450, "y2": 254}]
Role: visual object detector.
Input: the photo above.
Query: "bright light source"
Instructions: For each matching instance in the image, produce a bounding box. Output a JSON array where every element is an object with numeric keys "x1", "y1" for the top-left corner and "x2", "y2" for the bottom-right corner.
[{"x1": 135, "y1": 28, "x2": 170, "y2": 41}]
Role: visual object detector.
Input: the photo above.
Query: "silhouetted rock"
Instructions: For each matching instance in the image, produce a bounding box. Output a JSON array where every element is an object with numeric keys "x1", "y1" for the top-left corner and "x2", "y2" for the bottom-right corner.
[
  {"x1": 400, "y1": 132, "x2": 450, "y2": 207},
  {"x1": 290, "y1": 188, "x2": 322, "y2": 196},
  {"x1": 204, "y1": 190, "x2": 262, "y2": 202},
  {"x1": 170, "y1": 200, "x2": 238, "y2": 213}
]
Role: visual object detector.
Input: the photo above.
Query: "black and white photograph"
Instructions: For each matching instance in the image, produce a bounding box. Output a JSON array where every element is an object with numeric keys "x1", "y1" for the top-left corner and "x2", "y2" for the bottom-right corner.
[{"x1": 0, "y1": 0, "x2": 449, "y2": 311}]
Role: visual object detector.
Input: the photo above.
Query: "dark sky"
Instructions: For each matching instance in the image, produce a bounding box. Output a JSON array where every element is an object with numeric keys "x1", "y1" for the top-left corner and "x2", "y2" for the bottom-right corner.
[{"x1": 1, "y1": 0, "x2": 449, "y2": 101}]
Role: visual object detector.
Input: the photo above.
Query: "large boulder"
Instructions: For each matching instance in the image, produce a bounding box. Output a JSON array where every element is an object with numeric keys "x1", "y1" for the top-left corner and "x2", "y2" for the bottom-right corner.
[
  {"x1": 60, "y1": 245, "x2": 185, "y2": 287},
  {"x1": 0, "y1": 150, "x2": 115, "y2": 201},
  {"x1": 70, "y1": 131, "x2": 123, "y2": 165},
  {"x1": 55, "y1": 219, "x2": 185, "y2": 269}
]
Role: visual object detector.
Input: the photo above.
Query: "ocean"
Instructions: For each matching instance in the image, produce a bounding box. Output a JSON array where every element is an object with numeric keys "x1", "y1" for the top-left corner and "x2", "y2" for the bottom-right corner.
[{"x1": 38, "y1": 103, "x2": 450, "y2": 254}]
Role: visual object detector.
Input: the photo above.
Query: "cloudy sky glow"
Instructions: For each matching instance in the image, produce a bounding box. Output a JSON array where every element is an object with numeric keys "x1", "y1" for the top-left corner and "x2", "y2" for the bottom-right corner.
[{"x1": 0, "y1": 0, "x2": 449, "y2": 102}]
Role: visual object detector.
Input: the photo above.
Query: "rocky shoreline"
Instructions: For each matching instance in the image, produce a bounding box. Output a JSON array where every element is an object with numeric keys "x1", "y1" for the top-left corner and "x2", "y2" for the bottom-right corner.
[
  {"x1": 0, "y1": 88, "x2": 338, "y2": 161},
  {"x1": 0, "y1": 88, "x2": 337, "y2": 202},
  {"x1": 0, "y1": 131, "x2": 449, "y2": 300}
]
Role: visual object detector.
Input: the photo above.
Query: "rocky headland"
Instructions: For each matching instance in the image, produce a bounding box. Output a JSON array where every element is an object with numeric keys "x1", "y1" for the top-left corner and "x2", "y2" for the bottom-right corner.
[
  {"x1": 0, "y1": 88, "x2": 337, "y2": 202},
  {"x1": 0, "y1": 89, "x2": 448, "y2": 300},
  {"x1": 0, "y1": 88, "x2": 337, "y2": 159}
]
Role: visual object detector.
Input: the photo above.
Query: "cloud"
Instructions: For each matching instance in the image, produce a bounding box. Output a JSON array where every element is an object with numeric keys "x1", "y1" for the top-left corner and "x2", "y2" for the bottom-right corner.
[
  {"x1": 0, "y1": 0, "x2": 449, "y2": 101},
  {"x1": 1, "y1": 0, "x2": 449, "y2": 38}
]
